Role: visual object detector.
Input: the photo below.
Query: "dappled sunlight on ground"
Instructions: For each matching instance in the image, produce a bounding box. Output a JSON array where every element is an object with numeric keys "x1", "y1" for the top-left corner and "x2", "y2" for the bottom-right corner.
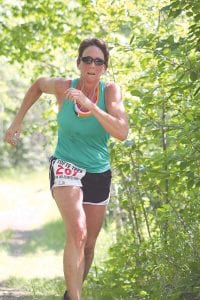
[
  {"x1": 0, "y1": 170, "x2": 64, "y2": 281},
  {"x1": 0, "y1": 170, "x2": 60, "y2": 231},
  {"x1": 0, "y1": 170, "x2": 114, "y2": 298},
  {"x1": 0, "y1": 251, "x2": 63, "y2": 279}
]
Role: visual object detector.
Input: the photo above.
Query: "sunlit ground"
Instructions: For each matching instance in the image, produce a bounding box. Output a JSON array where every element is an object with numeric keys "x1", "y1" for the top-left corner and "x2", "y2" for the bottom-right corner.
[{"x1": 0, "y1": 169, "x2": 114, "y2": 298}]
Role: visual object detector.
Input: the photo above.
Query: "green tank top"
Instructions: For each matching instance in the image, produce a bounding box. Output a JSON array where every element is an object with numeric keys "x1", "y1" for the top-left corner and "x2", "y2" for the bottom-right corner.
[{"x1": 54, "y1": 78, "x2": 110, "y2": 173}]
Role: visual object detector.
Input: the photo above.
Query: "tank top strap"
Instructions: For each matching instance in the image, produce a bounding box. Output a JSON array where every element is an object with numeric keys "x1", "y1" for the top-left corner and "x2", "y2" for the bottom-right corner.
[
  {"x1": 99, "y1": 81, "x2": 107, "y2": 110},
  {"x1": 70, "y1": 78, "x2": 79, "y2": 88}
]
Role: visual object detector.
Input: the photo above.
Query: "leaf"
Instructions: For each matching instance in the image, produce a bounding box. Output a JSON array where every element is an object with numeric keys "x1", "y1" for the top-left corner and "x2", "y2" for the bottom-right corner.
[
  {"x1": 160, "y1": 4, "x2": 172, "y2": 13},
  {"x1": 130, "y1": 89, "x2": 143, "y2": 97},
  {"x1": 194, "y1": 13, "x2": 200, "y2": 22},
  {"x1": 169, "y1": 9, "x2": 182, "y2": 18},
  {"x1": 194, "y1": 86, "x2": 200, "y2": 96},
  {"x1": 190, "y1": 71, "x2": 198, "y2": 81},
  {"x1": 185, "y1": 112, "x2": 193, "y2": 121},
  {"x1": 130, "y1": 34, "x2": 135, "y2": 45}
]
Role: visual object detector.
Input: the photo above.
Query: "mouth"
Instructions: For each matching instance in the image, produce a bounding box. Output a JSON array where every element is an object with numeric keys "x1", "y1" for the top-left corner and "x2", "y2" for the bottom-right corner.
[{"x1": 87, "y1": 72, "x2": 95, "y2": 75}]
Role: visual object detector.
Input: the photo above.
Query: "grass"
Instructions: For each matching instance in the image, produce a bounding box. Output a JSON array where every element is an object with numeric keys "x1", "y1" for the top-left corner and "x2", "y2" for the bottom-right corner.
[
  {"x1": 0, "y1": 169, "x2": 115, "y2": 298},
  {"x1": 0, "y1": 219, "x2": 65, "y2": 255},
  {"x1": 1, "y1": 276, "x2": 65, "y2": 299},
  {"x1": 0, "y1": 229, "x2": 13, "y2": 241}
]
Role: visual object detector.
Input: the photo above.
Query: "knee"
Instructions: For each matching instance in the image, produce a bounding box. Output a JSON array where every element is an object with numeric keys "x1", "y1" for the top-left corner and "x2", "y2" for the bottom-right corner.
[
  {"x1": 84, "y1": 239, "x2": 96, "y2": 258},
  {"x1": 68, "y1": 222, "x2": 87, "y2": 249}
]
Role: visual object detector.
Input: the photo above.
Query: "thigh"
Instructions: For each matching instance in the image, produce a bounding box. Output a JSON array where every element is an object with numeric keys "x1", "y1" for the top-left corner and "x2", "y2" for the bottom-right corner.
[
  {"x1": 53, "y1": 186, "x2": 84, "y2": 230},
  {"x1": 83, "y1": 204, "x2": 107, "y2": 245}
]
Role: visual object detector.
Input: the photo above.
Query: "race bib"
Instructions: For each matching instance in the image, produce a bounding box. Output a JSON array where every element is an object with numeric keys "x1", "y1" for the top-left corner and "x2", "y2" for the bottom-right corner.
[{"x1": 53, "y1": 159, "x2": 86, "y2": 187}]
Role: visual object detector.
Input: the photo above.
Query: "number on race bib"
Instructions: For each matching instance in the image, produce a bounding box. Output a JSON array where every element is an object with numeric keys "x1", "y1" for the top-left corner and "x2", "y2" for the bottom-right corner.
[
  {"x1": 53, "y1": 159, "x2": 86, "y2": 187},
  {"x1": 56, "y1": 164, "x2": 64, "y2": 175}
]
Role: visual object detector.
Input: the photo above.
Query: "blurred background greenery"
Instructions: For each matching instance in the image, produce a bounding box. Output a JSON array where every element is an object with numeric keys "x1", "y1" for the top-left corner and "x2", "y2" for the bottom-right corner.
[{"x1": 0, "y1": 0, "x2": 200, "y2": 299}]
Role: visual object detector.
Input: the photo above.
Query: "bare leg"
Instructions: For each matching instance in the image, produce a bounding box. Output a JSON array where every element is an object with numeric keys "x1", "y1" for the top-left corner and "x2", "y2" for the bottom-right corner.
[
  {"x1": 53, "y1": 186, "x2": 87, "y2": 300},
  {"x1": 83, "y1": 204, "x2": 107, "y2": 281}
]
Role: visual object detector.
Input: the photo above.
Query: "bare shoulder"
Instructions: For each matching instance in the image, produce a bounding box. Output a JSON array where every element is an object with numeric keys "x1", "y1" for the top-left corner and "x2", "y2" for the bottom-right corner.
[
  {"x1": 105, "y1": 82, "x2": 122, "y2": 103},
  {"x1": 54, "y1": 78, "x2": 71, "y2": 94},
  {"x1": 104, "y1": 81, "x2": 127, "y2": 120},
  {"x1": 37, "y1": 77, "x2": 71, "y2": 95},
  {"x1": 106, "y1": 81, "x2": 120, "y2": 92}
]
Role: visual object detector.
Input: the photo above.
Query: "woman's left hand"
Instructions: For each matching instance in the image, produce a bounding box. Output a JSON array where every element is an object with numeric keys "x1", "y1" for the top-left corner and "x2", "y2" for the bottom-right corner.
[{"x1": 64, "y1": 88, "x2": 93, "y2": 111}]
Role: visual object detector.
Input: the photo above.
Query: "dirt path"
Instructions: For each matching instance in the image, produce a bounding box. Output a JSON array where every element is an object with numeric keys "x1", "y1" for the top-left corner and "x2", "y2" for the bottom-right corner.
[
  {"x1": 0, "y1": 285, "x2": 30, "y2": 299},
  {"x1": 0, "y1": 173, "x2": 110, "y2": 299},
  {"x1": 0, "y1": 175, "x2": 62, "y2": 299}
]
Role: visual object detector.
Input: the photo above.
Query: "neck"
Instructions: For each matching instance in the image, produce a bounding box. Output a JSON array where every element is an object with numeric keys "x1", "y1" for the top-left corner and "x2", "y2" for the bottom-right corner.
[
  {"x1": 79, "y1": 77, "x2": 99, "y2": 89},
  {"x1": 78, "y1": 78, "x2": 100, "y2": 99}
]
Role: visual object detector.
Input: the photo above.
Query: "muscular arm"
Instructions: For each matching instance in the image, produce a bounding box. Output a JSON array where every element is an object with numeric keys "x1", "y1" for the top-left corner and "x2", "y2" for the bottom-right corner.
[
  {"x1": 90, "y1": 83, "x2": 129, "y2": 141},
  {"x1": 65, "y1": 82, "x2": 129, "y2": 141},
  {"x1": 4, "y1": 77, "x2": 69, "y2": 145},
  {"x1": 12, "y1": 77, "x2": 68, "y2": 123}
]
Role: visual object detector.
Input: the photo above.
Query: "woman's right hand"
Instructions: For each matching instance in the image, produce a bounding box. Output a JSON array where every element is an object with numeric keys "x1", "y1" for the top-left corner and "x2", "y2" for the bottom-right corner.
[{"x1": 4, "y1": 123, "x2": 21, "y2": 146}]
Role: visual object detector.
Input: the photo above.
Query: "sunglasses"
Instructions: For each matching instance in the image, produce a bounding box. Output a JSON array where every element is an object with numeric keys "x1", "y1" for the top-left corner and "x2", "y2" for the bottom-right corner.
[{"x1": 80, "y1": 56, "x2": 105, "y2": 66}]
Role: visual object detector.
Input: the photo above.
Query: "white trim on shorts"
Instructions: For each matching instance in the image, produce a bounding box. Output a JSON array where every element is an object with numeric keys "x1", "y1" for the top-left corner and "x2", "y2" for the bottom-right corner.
[{"x1": 83, "y1": 194, "x2": 110, "y2": 205}]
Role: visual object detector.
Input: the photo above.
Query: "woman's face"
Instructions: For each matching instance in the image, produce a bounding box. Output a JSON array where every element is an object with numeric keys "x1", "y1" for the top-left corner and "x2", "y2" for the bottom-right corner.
[{"x1": 78, "y1": 46, "x2": 106, "y2": 82}]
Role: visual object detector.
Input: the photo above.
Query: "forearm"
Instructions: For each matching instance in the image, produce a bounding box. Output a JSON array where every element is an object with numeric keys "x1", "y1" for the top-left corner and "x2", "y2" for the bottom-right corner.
[
  {"x1": 90, "y1": 103, "x2": 128, "y2": 141},
  {"x1": 4, "y1": 77, "x2": 59, "y2": 146},
  {"x1": 64, "y1": 85, "x2": 129, "y2": 140},
  {"x1": 13, "y1": 80, "x2": 42, "y2": 126}
]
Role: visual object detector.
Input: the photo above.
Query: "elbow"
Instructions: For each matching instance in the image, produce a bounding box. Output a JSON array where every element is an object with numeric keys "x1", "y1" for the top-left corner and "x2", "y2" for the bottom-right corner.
[
  {"x1": 116, "y1": 118, "x2": 129, "y2": 141},
  {"x1": 31, "y1": 78, "x2": 44, "y2": 96},
  {"x1": 116, "y1": 128, "x2": 129, "y2": 141},
  {"x1": 36, "y1": 77, "x2": 45, "y2": 91},
  {"x1": 118, "y1": 134, "x2": 128, "y2": 141}
]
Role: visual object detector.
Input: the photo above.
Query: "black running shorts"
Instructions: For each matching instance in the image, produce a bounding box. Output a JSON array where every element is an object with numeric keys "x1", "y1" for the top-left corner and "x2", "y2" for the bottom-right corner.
[{"x1": 49, "y1": 156, "x2": 112, "y2": 205}]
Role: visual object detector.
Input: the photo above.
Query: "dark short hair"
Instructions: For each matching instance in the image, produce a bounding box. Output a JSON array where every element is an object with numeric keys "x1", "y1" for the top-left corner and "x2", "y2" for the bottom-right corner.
[{"x1": 77, "y1": 38, "x2": 109, "y2": 68}]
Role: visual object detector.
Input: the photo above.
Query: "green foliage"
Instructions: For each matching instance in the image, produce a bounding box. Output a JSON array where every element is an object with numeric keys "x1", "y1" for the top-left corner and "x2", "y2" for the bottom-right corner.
[
  {"x1": 86, "y1": 227, "x2": 200, "y2": 299},
  {"x1": 0, "y1": 0, "x2": 200, "y2": 299},
  {"x1": 0, "y1": 62, "x2": 57, "y2": 169},
  {"x1": 0, "y1": 219, "x2": 65, "y2": 254},
  {"x1": 107, "y1": 0, "x2": 199, "y2": 298},
  {"x1": 3, "y1": 276, "x2": 65, "y2": 298}
]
